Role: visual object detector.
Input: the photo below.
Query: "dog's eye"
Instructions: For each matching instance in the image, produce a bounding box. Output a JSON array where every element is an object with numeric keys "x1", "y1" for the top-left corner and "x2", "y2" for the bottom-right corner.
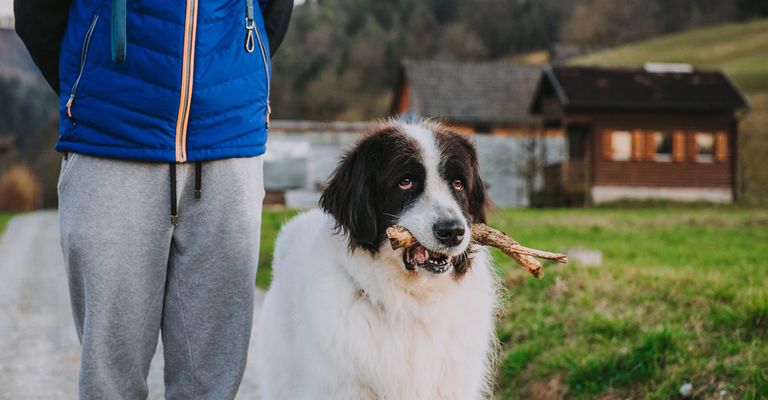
[
  {"x1": 452, "y1": 180, "x2": 464, "y2": 191},
  {"x1": 399, "y1": 178, "x2": 413, "y2": 190}
]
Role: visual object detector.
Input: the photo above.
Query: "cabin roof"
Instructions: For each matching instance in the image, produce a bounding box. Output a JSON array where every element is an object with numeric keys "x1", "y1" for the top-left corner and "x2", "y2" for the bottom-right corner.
[
  {"x1": 531, "y1": 65, "x2": 749, "y2": 113},
  {"x1": 394, "y1": 60, "x2": 542, "y2": 125}
]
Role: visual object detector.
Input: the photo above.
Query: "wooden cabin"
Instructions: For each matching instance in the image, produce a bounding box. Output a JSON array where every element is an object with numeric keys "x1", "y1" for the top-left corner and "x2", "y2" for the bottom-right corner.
[
  {"x1": 531, "y1": 65, "x2": 749, "y2": 205},
  {"x1": 390, "y1": 60, "x2": 555, "y2": 136}
]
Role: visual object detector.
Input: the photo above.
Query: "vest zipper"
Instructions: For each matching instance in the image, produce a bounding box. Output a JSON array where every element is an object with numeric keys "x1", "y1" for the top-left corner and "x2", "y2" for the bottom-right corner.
[
  {"x1": 174, "y1": 0, "x2": 199, "y2": 162},
  {"x1": 66, "y1": 14, "x2": 100, "y2": 125},
  {"x1": 254, "y1": 25, "x2": 271, "y2": 128},
  {"x1": 244, "y1": 2, "x2": 271, "y2": 128}
]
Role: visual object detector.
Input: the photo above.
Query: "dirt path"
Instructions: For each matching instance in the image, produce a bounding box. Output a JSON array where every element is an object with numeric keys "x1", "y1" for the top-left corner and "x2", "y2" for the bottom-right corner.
[{"x1": 0, "y1": 211, "x2": 262, "y2": 399}]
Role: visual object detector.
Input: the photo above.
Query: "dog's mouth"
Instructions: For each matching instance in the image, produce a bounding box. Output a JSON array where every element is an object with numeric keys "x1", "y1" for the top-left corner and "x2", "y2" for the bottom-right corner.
[{"x1": 402, "y1": 243, "x2": 452, "y2": 274}]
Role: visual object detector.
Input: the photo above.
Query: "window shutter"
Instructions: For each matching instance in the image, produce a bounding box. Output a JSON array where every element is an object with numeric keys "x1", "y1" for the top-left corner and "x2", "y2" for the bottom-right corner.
[
  {"x1": 644, "y1": 131, "x2": 656, "y2": 160},
  {"x1": 602, "y1": 130, "x2": 613, "y2": 160},
  {"x1": 673, "y1": 130, "x2": 686, "y2": 162},
  {"x1": 715, "y1": 131, "x2": 729, "y2": 162},
  {"x1": 632, "y1": 130, "x2": 644, "y2": 160},
  {"x1": 687, "y1": 132, "x2": 698, "y2": 161}
]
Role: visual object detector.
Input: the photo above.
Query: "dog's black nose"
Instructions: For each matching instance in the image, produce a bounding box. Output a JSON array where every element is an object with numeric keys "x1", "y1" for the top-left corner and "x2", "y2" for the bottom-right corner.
[{"x1": 433, "y1": 220, "x2": 465, "y2": 247}]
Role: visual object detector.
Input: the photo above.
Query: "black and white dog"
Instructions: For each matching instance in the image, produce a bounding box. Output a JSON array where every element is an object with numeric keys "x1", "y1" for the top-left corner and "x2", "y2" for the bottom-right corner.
[{"x1": 256, "y1": 120, "x2": 498, "y2": 399}]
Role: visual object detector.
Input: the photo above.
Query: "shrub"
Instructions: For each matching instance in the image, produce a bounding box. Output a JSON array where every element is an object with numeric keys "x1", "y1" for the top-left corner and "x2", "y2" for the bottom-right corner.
[{"x1": 0, "y1": 165, "x2": 40, "y2": 211}]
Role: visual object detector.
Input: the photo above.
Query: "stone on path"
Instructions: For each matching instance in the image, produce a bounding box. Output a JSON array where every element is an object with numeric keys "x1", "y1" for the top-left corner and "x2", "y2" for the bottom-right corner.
[{"x1": 562, "y1": 247, "x2": 603, "y2": 267}]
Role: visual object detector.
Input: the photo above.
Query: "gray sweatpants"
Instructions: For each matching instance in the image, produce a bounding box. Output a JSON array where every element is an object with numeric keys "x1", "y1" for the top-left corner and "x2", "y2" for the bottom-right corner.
[{"x1": 57, "y1": 153, "x2": 264, "y2": 399}]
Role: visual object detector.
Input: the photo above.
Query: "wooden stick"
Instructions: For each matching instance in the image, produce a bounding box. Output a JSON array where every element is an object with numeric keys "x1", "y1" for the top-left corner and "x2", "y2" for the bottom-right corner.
[
  {"x1": 386, "y1": 225, "x2": 419, "y2": 249},
  {"x1": 386, "y1": 223, "x2": 567, "y2": 279},
  {"x1": 470, "y1": 224, "x2": 568, "y2": 263}
]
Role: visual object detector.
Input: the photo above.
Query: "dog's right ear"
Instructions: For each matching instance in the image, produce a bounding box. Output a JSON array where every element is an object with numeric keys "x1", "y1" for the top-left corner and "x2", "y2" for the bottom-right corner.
[{"x1": 320, "y1": 136, "x2": 381, "y2": 252}]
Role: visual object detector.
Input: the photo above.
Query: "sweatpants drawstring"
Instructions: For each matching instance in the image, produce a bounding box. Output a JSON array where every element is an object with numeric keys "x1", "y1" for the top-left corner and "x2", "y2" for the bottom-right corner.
[
  {"x1": 194, "y1": 161, "x2": 202, "y2": 200},
  {"x1": 170, "y1": 162, "x2": 203, "y2": 225},
  {"x1": 170, "y1": 163, "x2": 178, "y2": 225}
]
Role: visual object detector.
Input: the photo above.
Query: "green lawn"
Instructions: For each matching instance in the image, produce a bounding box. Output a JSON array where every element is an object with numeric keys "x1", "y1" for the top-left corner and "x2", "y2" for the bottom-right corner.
[
  {"x1": 256, "y1": 208, "x2": 299, "y2": 288},
  {"x1": 0, "y1": 213, "x2": 13, "y2": 236},
  {"x1": 486, "y1": 207, "x2": 767, "y2": 399},
  {"x1": 257, "y1": 207, "x2": 768, "y2": 399},
  {"x1": 571, "y1": 18, "x2": 768, "y2": 94}
]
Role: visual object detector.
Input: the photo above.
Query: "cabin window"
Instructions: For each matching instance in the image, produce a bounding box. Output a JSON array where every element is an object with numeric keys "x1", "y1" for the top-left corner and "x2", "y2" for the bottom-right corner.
[
  {"x1": 609, "y1": 131, "x2": 632, "y2": 161},
  {"x1": 695, "y1": 132, "x2": 715, "y2": 162},
  {"x1": 653, "y1": 132, "x2": 673, "y2": 162},
  {"x1": 569, "y1": 134, "x2": 585, "y2": 160},
  {"x1": 567, "y1": 125, "x2": 589, "y2": 160}
]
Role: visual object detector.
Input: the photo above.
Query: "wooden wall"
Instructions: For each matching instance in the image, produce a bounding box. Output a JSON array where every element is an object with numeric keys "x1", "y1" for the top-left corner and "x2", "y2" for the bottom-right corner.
[{"x1": 576, "y1": 112, "x2": 736, "y2": 189}]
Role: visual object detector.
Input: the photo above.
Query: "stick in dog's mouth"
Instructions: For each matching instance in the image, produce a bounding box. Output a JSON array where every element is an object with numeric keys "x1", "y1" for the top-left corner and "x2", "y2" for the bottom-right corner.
[{"x1": 386, "y1": 224, "x2": 567, "y2": 278}]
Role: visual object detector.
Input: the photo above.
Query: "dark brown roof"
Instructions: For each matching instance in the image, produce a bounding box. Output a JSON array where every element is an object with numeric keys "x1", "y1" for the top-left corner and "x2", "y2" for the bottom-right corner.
[
  {"x1": 531, "y1": 65, "x2": 749, "y2": 113},
  {"x1": 393, "y1": 60, "x2": 542, "y2": 125}
]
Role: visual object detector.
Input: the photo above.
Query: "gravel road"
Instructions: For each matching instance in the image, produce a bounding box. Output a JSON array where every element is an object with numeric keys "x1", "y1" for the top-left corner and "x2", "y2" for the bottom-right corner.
[{"x1": 0, "y1": 211, "x2": 263, "y2": 399}]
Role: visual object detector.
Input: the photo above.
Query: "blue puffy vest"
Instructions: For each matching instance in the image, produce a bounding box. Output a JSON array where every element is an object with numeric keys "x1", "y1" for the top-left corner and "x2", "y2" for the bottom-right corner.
[{"x1": 57, "y1": 0, "x2": 271, "y2": 162}]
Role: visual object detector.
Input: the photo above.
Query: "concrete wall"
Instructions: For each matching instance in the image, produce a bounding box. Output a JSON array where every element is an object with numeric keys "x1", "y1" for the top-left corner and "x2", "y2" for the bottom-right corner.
[
  {"x1": 474, "y1": 135, "x2": 564, "y2": 207},
  {"x1": 591, "y1": 186, "x2": 733, "y2": 204},
  {"x1": 264, "y1": 120, "x2": 565, "y2": 208}
]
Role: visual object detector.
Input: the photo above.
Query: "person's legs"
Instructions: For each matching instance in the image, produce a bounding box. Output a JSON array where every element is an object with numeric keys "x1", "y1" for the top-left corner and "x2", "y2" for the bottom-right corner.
[
  {"x1": 58, "y1": 153, "x2": 173, "y2": 399},
  {"x1": 162, "y1": 157, "x2": 264, "y2": 400}
]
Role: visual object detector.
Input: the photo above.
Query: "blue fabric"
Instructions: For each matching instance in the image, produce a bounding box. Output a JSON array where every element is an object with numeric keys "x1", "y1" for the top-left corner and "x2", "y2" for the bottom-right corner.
[{"x1": 57, "y1": 0, "x2": 271, "y2": 162}]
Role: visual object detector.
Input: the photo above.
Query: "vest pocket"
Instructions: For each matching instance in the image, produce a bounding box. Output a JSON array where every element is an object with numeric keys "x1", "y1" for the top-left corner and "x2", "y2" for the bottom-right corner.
[{"x1": 66, "y1": 14, "x2": 100, "y2": 125}]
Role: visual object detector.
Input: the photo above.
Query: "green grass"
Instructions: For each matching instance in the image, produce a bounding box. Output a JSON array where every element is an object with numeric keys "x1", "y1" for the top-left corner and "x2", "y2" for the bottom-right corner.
[
  {"x1": 486, "y1": 207, "x2": 768, "y2": 399},
  {"x1": 257, "y1": 207, "x2": 768, "y2": 398},
  {"x1": 570, "y1": 18, "x2": 768, "y2": 93},
  {"x1": 256, "y1": 208, "x2": 299, "y2": 288},
  {"x1": 0, "y1": 213, "x2": 13, "y2": 235}
]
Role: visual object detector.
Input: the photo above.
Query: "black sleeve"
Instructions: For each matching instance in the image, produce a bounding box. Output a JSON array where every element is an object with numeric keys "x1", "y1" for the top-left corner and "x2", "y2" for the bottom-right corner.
[
  {"x1": 14, "y1": 0, "x2": 72, "y2": 95},
  {"x1": 263, "y1": 0, "x2": 292, "y2": 58}
]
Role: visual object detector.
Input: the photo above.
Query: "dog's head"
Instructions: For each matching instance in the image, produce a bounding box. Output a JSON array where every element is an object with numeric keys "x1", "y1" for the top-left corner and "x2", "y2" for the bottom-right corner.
[{"x1": 320, "y1": 120, "x2": 487, "y2": 279}]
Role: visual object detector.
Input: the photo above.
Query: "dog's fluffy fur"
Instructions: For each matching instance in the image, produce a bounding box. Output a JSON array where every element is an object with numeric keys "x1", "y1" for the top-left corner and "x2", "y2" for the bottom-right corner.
[{"x1": 255, "y1": 121, "x2": 498, "y2": 399}]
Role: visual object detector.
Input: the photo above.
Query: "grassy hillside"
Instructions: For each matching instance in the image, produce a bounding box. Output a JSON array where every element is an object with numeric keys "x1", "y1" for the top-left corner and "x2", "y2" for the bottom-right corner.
[{"x1": 571, "y1": 18, "x2": 768, "y2": 93}]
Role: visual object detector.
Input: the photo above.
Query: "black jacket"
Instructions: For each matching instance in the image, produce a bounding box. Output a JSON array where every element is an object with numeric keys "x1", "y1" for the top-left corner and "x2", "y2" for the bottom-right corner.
[{"x1": 14, "y1": 0, "x2": 293, "y2": 94}]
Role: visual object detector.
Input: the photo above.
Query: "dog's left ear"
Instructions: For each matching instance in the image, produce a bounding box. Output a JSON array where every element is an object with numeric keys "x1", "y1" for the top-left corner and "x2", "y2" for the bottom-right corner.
[
  {"x1": 457, "y1": 136, "x2": 488, "y2": 224},
  {"x1": 468, "y1": 158, "x2": 488, "y2": 224},
  {"x1": 320, "y1": 136, "x2": 381, "y2": 252}
]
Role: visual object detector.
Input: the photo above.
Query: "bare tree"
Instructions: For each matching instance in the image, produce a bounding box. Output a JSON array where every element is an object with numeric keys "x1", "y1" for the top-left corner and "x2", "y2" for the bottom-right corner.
[{"x1": 516, "y1": 133, "x2": 547, "y2": 205}]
